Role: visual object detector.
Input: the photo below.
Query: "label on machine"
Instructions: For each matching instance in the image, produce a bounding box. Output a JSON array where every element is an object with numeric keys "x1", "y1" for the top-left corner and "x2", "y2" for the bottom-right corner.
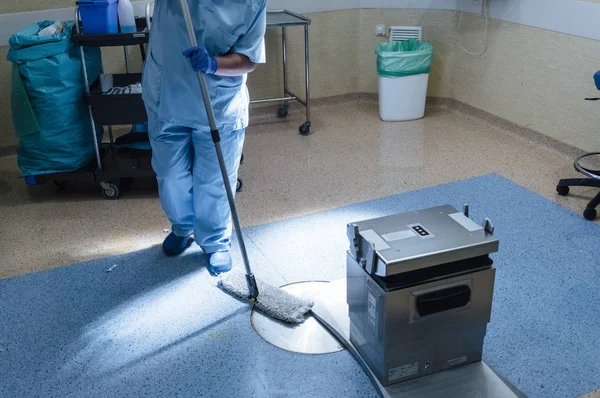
[
  {"x1": 382, "y1": 229, "x2": 416, "y2": 242},
  {"x1": 389, "y1": 362, "x2": 419, "y2": 381},
  {"x1": 367, "y1": 291, "x2": 378, "y2": 332},
  {"x1": 360, "y1": 229, "x2": 391, "y2": 250}
]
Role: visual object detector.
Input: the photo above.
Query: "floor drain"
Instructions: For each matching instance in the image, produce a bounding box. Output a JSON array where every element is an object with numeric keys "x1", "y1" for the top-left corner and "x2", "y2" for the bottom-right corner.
[{"x1": 251, "y1": 281, "x2": 345, "y2": 355}]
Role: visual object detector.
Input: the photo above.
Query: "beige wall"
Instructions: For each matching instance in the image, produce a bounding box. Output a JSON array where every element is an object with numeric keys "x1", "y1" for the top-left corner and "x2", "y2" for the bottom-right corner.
[
  {"x1": 356, "y1": 9, "x2": 457, "y2": 97},
  {"x1": 249, "y1": 9, "x2": 361, "y2": 101},
  {"x1": 1, "y1": 8, "x2": 599, "y2": 150},
  {"x1": 250, "y1": 8, "x2": 600, "y2": 151},
  {"x1": 247, "y1": 9, "x2": 452, "y2": 107},
  {"x1": 449, "y1": 13, "x2": 600, "y2": 151},
  {"x1": 0, "y1": 0, "x2": 73, "y2": 14}
]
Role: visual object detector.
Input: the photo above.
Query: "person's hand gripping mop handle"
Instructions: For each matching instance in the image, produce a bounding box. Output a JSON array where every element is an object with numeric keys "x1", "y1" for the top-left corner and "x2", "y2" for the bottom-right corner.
[{"x1": 179, "y1": 0, "x2": 259, "y2": 301}]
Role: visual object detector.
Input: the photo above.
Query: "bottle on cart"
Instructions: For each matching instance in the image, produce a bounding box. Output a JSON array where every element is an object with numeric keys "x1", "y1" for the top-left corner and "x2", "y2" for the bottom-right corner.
[{"x1": 118, "y1": 0, "x2": 136, "y2": 33}]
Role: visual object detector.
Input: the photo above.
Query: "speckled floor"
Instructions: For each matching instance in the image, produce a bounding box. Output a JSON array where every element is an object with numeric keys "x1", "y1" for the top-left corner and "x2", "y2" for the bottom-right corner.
[
  {"x1": 0, "y1": 97, "x2": 595, "y2": 279},
  {"x1": 1, "y1": 174, "x2": 599, "y2": 398},
  {"x1": 1, "y1": 97, "x2": 599, "y2": 397}
]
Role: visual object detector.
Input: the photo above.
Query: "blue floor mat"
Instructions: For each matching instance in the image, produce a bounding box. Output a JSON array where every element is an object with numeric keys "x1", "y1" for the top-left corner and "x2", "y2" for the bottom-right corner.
[{"x1": 1, "y1": 174, "x2": 599, "y2": 398}]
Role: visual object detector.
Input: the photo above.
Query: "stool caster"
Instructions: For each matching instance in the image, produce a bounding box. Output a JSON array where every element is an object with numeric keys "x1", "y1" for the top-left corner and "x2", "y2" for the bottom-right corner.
[
  {"x1": 556, "y1": 185, "x2": 570, "y2": 196},
  {"x1": 583, "y1": 208, "x2": 597, "y2": 221}
]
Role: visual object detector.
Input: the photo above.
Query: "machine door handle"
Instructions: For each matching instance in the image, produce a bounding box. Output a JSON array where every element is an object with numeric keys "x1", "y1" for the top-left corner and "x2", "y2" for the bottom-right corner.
[{"x1": 415, "y1": 285, "x2": 471, "y2": 317}]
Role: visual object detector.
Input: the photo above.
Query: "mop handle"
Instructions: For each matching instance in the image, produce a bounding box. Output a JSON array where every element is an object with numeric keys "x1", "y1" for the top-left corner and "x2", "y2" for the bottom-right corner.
[{"x1": 179, "y1": 0, "x2": 259, "y2": 300}]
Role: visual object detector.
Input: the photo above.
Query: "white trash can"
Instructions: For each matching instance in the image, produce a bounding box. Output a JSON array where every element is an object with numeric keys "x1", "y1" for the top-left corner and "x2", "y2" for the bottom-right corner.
[
  {"x1": 378, "y1": 73, "x2": 429, "y2": 121},
  {"x1": 375, "y1": 40, "x2": 433, "y2": 122}
]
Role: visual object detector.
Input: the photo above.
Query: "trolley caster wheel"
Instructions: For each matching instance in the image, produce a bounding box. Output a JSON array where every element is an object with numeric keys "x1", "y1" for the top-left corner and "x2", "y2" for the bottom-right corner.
[
  {"x1": 277, "y1": 105, "x2": 289, "y2": 118},
  {"x1": 236, "y1": 178, "x2": 243, "y2": 193},
  {"x1": 299, "y1": 122, "x2": 311, "y2": 136},
  {"x1": 101, "y1": 182, "x2": 121, "y2": 200},
  {"x1": 556, "y1": 185, "x2": 570, "y2": 196},
  {"x1": 53, "y1": 180, "x2": 67, "y2": 189},
  {"x1": 583, "y1": 208, "x2": 597, "y2": 221}
]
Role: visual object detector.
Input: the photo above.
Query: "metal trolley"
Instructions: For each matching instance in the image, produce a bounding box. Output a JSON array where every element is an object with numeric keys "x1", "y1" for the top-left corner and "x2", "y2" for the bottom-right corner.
[
  {"x1": 28, "y1": 7, "x2": 306, "y2": 199},
  {"x1": 23, "y1": 11, "x2": 154, "y2": 198},
  {"x1": 251, "y1": 10, "x2": 312, "y2": 136}
]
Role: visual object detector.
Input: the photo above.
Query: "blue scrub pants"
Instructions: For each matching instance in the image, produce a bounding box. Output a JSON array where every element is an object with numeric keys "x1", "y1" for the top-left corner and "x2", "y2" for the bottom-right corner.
[{"x1": 147, "y1": 108, "x2": 245, "y2": 254}]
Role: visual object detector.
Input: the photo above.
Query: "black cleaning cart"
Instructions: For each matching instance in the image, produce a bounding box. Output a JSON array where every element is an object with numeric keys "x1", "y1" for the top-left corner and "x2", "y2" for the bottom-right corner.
[
  {"x1": 26, "y1": 10, "x2": 155, "y2": 200},
  {"x1": 26, "y1": 7, "x2": 314, "y2": 199},
  {"x1": 28, "y1": 8, "x2": 243, "y2": 200}
]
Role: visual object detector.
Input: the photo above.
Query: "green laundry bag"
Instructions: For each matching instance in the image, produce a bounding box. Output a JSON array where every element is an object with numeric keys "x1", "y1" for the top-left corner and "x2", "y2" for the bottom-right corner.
[
  {"x1": 375, "y1": 40, "x2": 434, "y2": 78},
  {"x1": 6, "y1": 20, "x2": 102, "y2": 177}
]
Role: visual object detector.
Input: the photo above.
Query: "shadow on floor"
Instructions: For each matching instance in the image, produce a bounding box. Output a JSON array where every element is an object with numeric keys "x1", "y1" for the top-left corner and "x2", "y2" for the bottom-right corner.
[
  {"x1": 0, "y1": 246, "x2": 210, "y2": 391},
  {"x1": 0, "y1": 242, "x2": 377, "y2": 397}
]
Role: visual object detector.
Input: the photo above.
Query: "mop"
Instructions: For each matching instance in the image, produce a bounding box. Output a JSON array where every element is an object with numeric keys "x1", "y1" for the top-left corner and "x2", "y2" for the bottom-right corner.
[{"x1": 178, "y1": 0, "x2": 314, "y2": 324}]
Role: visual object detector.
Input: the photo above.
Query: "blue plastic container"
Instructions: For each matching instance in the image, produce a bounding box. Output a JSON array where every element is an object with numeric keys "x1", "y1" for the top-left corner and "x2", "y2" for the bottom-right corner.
[{"x1": 76, "y1": 0, "x2": 118, "y2": 34}]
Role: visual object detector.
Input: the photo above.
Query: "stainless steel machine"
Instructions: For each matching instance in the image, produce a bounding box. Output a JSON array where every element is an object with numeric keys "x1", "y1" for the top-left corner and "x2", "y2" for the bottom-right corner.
[{"x1": 346, "y1": 205, "x2": 499, "y2": 386}]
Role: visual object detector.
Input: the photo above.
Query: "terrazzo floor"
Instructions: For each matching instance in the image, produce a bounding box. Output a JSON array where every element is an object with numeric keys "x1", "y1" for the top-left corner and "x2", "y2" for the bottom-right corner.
[
  {"x1": 1, "y1": 174, "x2": 598, "y2": 398},
  {"x1": 1, "y1": 97, "x2": 599, "y2": 397},
  {"x1": 0, "y1": 98, "x2": 595, "y2": 280}
]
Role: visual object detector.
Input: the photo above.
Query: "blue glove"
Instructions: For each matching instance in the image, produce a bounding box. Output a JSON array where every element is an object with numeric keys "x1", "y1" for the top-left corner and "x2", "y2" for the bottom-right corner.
[{"x1": 182, "y1": 47, "x2": 218, "y2": 74}]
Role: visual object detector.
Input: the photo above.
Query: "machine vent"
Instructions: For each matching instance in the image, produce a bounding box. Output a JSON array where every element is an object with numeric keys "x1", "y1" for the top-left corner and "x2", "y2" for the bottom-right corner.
[{"x1": 389, "y1": 26, "x2": 422, "y2": 42}]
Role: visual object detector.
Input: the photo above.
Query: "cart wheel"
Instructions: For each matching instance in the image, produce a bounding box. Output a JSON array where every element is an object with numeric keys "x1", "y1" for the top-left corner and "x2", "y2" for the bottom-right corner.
[
  {"x1": 277, "y1": 105, "x2": 289, "y2": 118},
  {"x1": 583, "y1": 208, "x2": 597, "y2": 221},
  {"x1": 236, "y1": 178, "x2": 243, "y2": 193},
  {"x1": 53, "y1": 180, "x2": 67, "y2": 189},
  {"x1": 556, "y1": 185, "x2": 570, "y2": 196},
  {"x1": 102, "y1": 183, "x2": 121, "y2": 200},
  {"x1": 299, "y1": 122, "x2": 311, "y2": 136}
]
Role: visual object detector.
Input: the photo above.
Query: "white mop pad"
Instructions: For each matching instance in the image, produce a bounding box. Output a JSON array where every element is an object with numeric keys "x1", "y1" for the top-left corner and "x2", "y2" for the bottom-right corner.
[{"x1": 219, "y1": 268, "x2": 314, "y2": 324}]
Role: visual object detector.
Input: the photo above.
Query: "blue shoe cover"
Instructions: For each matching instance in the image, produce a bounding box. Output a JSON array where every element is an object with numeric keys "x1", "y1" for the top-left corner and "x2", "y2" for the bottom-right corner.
[
  {"x1": 208, "y1": 251, "x2": 232, "y2": 275},
  {"x1": 162, "y1": 233, "x2": 191, "y2": 256}
]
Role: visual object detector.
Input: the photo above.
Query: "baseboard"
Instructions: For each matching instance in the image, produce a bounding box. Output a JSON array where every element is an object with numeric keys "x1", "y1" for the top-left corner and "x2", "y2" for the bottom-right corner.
[
  {"x1": 1, "y1": 95, "x2": 587, "y2": 162},
  {"x1": 252, "y1": 93, "x2": 586, "y2": 161},
  {"x1": 427, "y1": 97, "x2": 587, "y2": 161}
]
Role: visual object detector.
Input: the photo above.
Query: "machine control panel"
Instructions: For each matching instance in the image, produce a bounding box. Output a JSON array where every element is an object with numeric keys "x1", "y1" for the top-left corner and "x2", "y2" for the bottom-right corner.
[{"x1": 410, "y1": 224, "x2": 431, "y2": 237}]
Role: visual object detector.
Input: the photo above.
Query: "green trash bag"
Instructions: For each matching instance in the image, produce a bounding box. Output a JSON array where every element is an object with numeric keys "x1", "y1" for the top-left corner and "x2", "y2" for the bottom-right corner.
[
  {"x1": 375, "y1": 39, "x2": 434, "y2": 78},
  {"x1": 6, "y1": 20, "x2": 102, "y2": 177}
]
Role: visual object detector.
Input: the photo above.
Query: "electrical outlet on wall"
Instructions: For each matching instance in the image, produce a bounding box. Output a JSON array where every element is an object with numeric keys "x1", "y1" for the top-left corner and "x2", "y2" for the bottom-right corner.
[{"x1": 375, "y1": 24, "x2": 386, "y2": 36}]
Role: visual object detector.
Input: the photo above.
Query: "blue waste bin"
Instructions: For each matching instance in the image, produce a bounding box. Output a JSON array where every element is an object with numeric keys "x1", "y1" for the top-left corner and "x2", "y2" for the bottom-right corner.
[{"x1": 76, "y1": 0, "x2": 119, "y2": 34}]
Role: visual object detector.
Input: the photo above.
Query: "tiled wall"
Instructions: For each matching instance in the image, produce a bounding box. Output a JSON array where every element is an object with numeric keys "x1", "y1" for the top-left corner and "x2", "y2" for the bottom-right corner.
[
  {"x1": 249, "y1": 9, "x2": 362, "y2": 101},
  {"x1": 250, "y1": 8, "x2": 600, "y2": 151},
  {"x1": 449, "y1": 12, "x2": 600, "y2": 151}
]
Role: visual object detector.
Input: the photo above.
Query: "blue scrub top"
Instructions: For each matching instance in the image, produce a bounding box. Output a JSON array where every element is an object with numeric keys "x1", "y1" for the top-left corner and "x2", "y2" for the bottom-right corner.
[{"x1": 142, "y1": 0, "x2": 267, "y2": 131}]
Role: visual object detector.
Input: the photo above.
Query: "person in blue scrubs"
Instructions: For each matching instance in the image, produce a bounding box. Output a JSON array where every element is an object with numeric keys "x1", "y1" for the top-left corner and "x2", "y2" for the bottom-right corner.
[{"x1": 142, "y1": 0, "x2": 266, "y2": 274}]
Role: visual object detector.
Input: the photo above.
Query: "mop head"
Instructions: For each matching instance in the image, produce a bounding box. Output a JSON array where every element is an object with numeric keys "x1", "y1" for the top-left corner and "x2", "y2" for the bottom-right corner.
[{"x1": 219, "y1": 268, "x2": 314, "y2": 324}]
